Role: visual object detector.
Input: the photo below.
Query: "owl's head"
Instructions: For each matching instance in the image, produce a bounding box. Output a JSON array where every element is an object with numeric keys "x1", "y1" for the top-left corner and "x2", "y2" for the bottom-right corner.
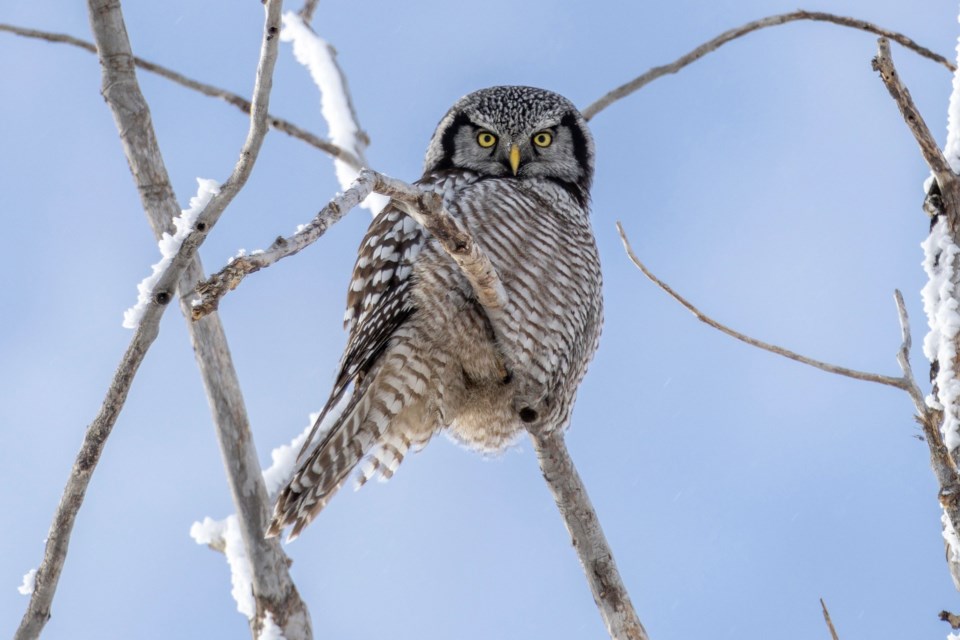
[{"x1": 423, "y1": 86, "x2": 594, "y2": 204}]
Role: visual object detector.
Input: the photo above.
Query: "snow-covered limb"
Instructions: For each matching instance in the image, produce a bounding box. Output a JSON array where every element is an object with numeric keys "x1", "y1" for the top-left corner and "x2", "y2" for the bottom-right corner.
[
  {"x1": 873, "y1": 30, "x2": 960, "y2": 607},
  {"x1": 280, "y1": 13, "x2": 389, "y2": 215},
  {"x1": 192, "y1": 169, "x2": 507, "y2": 321},
  {"x1": 922, "y1": 218, "x2": 960, "y2": 449},
  {"x1": 123, "y1": 178, "x2": 219, "y2": 328},
  {"x1": 582, "y1": 10, "x2": 953, "y2": 121}
]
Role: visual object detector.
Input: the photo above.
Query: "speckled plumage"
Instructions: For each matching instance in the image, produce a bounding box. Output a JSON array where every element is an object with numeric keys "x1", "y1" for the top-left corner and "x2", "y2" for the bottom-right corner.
[{"x1": 268, "y1": 86, "x2": 603, "y2": 540}]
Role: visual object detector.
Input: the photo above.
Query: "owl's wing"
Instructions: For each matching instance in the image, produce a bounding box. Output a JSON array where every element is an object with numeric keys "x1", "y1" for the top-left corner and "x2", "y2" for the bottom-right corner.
[
  {"x1": 337, "y1": 205, "x2": 424, "y2": 392},
  {"x1": 293, "y1": 204, "x2": 426, "y2": 460}
]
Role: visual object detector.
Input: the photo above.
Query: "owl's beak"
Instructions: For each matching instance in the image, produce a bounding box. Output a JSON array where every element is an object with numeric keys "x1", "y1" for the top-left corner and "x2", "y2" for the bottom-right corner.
[{"x1": 509, "y1": 144, "x2": 521, "y2": 176}]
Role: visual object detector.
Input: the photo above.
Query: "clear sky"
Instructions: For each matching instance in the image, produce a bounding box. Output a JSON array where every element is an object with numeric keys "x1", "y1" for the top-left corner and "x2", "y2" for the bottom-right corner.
[{"x1": 2, "y1": 1, "x2": 960, "y2": 638}]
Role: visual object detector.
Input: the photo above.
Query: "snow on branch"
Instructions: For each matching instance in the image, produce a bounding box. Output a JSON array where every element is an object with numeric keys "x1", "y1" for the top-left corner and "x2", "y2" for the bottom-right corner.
[
  {"x1": 16, "y1": 569, "x2": 36, "y2": 596},
  {"x1": 582, "y1": 10, "x2": 953, "y2": 121},
  {"x1": 123, "y1": 178, "x2": 220, "y2": 328},
  {"x1": 922, "y1": 217, "x2": 960, "y2": 449},
  {"x1": 280, "y1": 13, "x2": 388, "y2": 215}
]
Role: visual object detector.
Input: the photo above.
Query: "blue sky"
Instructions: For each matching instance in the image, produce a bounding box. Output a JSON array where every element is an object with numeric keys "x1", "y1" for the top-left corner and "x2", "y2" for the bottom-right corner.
[{"x1": 3, "y1": 1, "x2": 960, "y2": 638}]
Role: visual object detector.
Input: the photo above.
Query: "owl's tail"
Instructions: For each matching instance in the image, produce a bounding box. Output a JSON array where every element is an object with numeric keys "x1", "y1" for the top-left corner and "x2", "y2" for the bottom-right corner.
[{"x1": 265, "y1": 357, "x2": 421, "y2": 541}]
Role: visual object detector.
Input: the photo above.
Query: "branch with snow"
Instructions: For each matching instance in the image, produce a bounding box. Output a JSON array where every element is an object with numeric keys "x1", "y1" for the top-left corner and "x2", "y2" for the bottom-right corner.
[
  {"x1": 872, "y1": 33, "x2": 960, "y2": 600},
  {"x1": 582, "y1": 10, "x2": 953, "y2": 121},
  {"x1": 0, "y1": 23, "x2": 357, "y2": 167},
  {"x1": 123, "y1": 178, "x2": 220, "y2": 328},
  {"x1": 13, "y1": 2, "x2": 303, "y2": 639},
  {"x1": 280, "y1": 13, "x2": 388, "y2": 215}
]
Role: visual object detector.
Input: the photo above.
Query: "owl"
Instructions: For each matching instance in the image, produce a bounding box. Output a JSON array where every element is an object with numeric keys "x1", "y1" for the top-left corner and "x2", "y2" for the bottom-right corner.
[{"x1": 267, "y1": 86, "x2": 603, "y2": 540}]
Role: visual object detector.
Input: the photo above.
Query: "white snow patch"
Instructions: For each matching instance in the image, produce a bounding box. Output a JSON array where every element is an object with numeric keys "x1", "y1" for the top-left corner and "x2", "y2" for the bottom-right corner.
[
  {"x1": 944, "y1": 511, "x2": 960, "y2": 564},
  {"x1": 17, "y1": 568, "x2": 36, "y2": 595},
  {"x1": 190, "y1": 515, "x2": 254, "y2": 618},
  {"x1": 261, "y1": 412, "x2": 319, "y2": 498},
  {"x1": 122, "y1": 178, "x2": 220, "y2": 328},
  {"x1": 922, "y1": 218, "x2": 960, "y2": 450},
  {"x1": 946, "y1": 15, "x2": 960, "y2": 173},
  {"x1": 280, "y1": 13, "x2": 388, "y2": 216},
  {"x1": 260, "y1": 611, "x2": 287, "y2": 640}
]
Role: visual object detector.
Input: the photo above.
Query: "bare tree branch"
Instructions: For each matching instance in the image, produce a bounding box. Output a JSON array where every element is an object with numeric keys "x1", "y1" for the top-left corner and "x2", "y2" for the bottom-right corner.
[
  {"x1": 872, "y1": 38, "x2": 960, "y2": 217},
  {"x1": 0, "y1": 22, "x2": 360, "y2": 169},
  {"x1": 582, "y1": 10, "x2": 953, "y2": 121},
  {"x1": 616, "y1": 222, "x2": 910, "y2": 391},
  {"x1": 14, "y1": 2, "x2": 311, "y2": 639},
  {"x1": 820, "y1": 598, "x2": 840, "y2": 640},
  {"x1": 193, "y1": 169, "x2": 506, "y2": 319},
  {"x1": 529, "y1": 427, "x2": 649, "y2": 640},
  {"x1": 894, "y1": 289, "x2": 928, "y2": 415},
  {"x1": 298, "y1": 0, "x2": 320, "y2": 23}
]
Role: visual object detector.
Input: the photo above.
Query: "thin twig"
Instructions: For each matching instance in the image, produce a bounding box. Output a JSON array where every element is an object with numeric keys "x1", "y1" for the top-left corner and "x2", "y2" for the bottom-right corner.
[
  {"x1": 820, "y1": 598, "x2": 840, "y2": 640},
  {"x1": 529, "y1": 427, "x2": 649, "y2": 640},
  {"x1": 616, "y1": 222, "x2": 909, "y2": 390},
  {"x1": 0, "y1": 22, "x2": 360, "y2": 169},
  {"x1": 940, "y1": 610, "x2": 960, "y2": 630},
  {"x1": 192, "y1": 169, "x2": 506, "y2": 319},
  {"x1": 582, "y1": 10, "x2": 952, "y2": 121},
  {"x1": 14, "y1": 2, "x2": 308, "y2": 639},
  {"x1": 893, "y1": 289, "x2": 928, "y2": 414},
  {"x1": 298, "y1": 0, "x2": 320, "y2": 23}
]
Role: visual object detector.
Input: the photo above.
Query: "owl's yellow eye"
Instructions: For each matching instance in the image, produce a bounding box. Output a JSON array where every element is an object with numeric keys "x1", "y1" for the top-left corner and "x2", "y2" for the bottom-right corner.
[
  {"x1": 532, "y1": 131, "x2": 553, "y2": 148},
  {"x1": 477, "y1": 131, "x2": 497, "y2": 148}
]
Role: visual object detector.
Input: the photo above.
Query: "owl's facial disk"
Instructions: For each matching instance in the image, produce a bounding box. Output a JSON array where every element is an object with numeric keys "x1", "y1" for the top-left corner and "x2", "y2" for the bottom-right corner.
[
  {"x1": 442, "y1": 116, "x2": 587, "y2": 185},
  {"x1": 423, "y1": 86, "x2": 595, "y2": 204}
]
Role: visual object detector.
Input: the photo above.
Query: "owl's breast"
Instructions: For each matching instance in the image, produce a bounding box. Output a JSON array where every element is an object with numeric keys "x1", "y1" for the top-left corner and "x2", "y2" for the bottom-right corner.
[{"x1": 456, "y1": 178, "x2": 603, "y2": 402}]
